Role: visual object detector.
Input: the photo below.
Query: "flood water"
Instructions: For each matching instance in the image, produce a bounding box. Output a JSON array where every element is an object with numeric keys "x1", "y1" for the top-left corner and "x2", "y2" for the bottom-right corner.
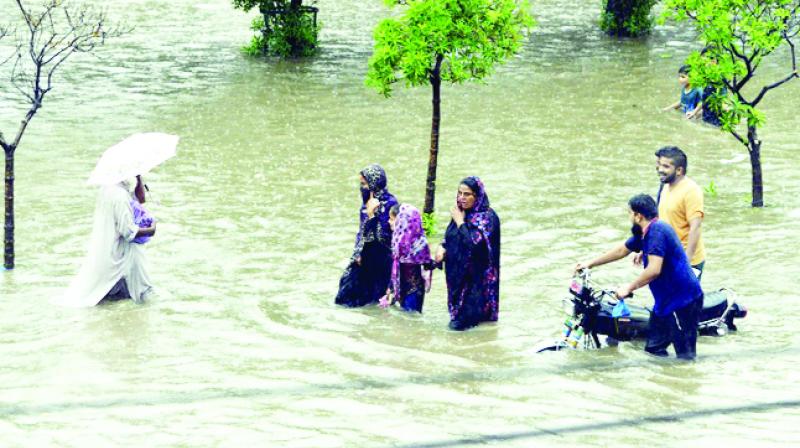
[{"x1": 1, "y1": 0, "x2": 799, "y2": 446}]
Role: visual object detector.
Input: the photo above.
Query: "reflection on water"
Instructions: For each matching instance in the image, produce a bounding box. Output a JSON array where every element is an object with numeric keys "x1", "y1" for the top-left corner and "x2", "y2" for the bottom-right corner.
[{"x1": 1, "y1": 0, "x2": 800, "y2": 446}]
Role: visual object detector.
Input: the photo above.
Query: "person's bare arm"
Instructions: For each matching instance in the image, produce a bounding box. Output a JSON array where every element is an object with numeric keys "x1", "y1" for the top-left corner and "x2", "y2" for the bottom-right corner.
[
  {"x1": 616, "y1": 255, "x2": 663, "y2": 298},
  {"x1": 687, "y1": 102, "x2": 703, "y2": 119},
  {"x1": 663, "y1": 100, "x2": 681, "y2": 111},
  {"x1": 686, "y1": 217, "x2": 702, "y2": 263},
  {"x1": 136, "y1": 223, "x2": 156, "y2": 238},
  {"x1": 575, "y1": 243, "x2": 632, "y2": 273},
  {"x1": 135, "y1": 175, "x2": 146, "y2": 204}
]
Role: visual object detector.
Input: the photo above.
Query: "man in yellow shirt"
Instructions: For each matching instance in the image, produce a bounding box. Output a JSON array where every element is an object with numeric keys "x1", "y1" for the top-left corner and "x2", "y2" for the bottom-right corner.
[{"x1": 655, "y1": 146, "x2": 706, "y2": 280}]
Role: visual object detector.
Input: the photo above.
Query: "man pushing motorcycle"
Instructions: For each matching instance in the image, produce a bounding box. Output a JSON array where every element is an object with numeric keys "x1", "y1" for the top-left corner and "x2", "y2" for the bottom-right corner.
[{"x1": 575, "y1": 194, "x2": 704, "y2": 360}]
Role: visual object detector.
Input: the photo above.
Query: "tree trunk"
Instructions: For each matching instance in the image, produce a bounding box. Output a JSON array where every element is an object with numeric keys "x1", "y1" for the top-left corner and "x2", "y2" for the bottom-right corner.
[
  {"x1": 285, "y1": 0, "x2": 307, "y2": 57},
  {"x1": 4, "y1": 147, "x2": 14, "y2": 269},
  {"x1": 423, "y1": 55, "x2": 444, "y2": 216},
  {"x1": 747, "y1": 126, "x2": 764, "y2": 207}
]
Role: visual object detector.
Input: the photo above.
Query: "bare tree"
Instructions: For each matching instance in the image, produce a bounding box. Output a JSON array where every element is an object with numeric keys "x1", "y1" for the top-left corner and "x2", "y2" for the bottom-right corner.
[
  {"x1": 1, "y1": 0, "x2": 125, "y2": 269},
  {"x1": 0, "y1": 24, "x2": 20, "y2": 66}
]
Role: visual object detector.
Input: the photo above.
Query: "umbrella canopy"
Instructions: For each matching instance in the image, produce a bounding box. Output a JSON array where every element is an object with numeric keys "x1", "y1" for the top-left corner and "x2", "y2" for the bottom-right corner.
[{"x1": 87, "y1": 133, "x2": 179, "y2": 185}]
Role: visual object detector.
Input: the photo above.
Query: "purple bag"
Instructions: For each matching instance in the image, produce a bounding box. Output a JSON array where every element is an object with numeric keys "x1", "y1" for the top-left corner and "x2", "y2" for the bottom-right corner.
[{"x1": 131, "y1": 200, "x2": 154, "y2": 244}]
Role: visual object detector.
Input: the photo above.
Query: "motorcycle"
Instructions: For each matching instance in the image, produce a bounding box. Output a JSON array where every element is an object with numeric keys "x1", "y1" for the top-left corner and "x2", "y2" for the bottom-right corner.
[{"x1": 534, "y1": 269, "x2": 747, "y2": 352}]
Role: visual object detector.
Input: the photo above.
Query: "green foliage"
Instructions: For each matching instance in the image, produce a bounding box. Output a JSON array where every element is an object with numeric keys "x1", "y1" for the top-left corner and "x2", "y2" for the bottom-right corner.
[
  {"x1": 232, "y1": 0, "x2": 267, "y2": 11},
  {"x1": 662, "y1": 0, "x2": 799, "y2": 140},
  {"x1": 366, "y1": 0, "x2": 535, "y2": 97},
  {"x1": 600, "y1": 0, "x2": 657, "y2": 37},
  {"x1": 268, "y1": 10, "x2": 319, "y2": 58},
  {"x1": 421, "y1": 211, "x2": 437, "y2": 237},
  {"x1": 242, "y1": 16, "x2": 267, "y2": 56},
  {"x1": 234, "y1": 0, "x2": 319, "y2": 58}
]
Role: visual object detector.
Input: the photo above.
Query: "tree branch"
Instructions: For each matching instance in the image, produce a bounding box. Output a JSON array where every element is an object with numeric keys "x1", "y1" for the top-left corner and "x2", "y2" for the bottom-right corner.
[
  {"x1": 752, "y1": 32, "x2": 798, "y2": 106},
  {"x1": 729, "y1": 128, "x2": 747, "y2": 146},
  {"x1": 4, "y1": 0, "x2": 125, "y2": 152},
  {"x1": 725, "y1": 36, "x2": 759, "y2": 91},
  {"x1": 0, "y1": 27, "x2": 21, "y2": 66},
  {"x1": 10, "y1": 53, "x2": 35, "y2": 103},
  {"x1": 752, "y1": 72, "x2": 798, "y2": 106},
  {"x1": 11, "y1": 105, "x2": 41, "y2": 149}
]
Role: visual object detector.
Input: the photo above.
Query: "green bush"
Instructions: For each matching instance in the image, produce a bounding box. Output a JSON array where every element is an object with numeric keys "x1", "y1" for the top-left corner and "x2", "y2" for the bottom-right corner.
[
  {"x1": 268, "y1": 10, "x2": 319, "y2": 58},
  {"x1": 600, "y1": 0, "x2": 657, "y2": 37},
  {"x1": 234, "y1": 0, "x2": 320, "y2": 58},
  {"x1": 243, "y1": 16, "x2": 267, "y2": 56}
]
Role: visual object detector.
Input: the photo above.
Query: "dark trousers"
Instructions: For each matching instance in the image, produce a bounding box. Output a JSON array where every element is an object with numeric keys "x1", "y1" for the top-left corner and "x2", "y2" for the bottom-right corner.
[
  {"x1": 102, "y1": 278, "x2": 131, "y2": 302},
  {"x1": 645, "y1": 296, "x2": 702, "y2": 360}
]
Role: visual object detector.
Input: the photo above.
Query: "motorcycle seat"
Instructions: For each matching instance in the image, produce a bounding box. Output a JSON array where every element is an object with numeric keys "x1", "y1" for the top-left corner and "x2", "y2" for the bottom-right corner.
[{"x1": 702, "y1": 290, "x2": 727, "y2": 310}]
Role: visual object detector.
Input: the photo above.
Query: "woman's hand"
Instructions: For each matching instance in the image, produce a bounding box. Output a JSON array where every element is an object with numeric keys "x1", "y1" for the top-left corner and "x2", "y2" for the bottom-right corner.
[
  {"x1": 366, "y1": 192, "x2": 380, "y2": 218},
  {"x1": 134, "y1": 175, "x2": 146, "y2": 204},
  {"x1": 450, "y1": 205, "x2": 465, "y2": 227},
  {"x1": 136, "y1": 222, "x2": 156, "y2": 238},
  {"x1": 435, "y1": 245, "x2": 446, "y2": 263}
]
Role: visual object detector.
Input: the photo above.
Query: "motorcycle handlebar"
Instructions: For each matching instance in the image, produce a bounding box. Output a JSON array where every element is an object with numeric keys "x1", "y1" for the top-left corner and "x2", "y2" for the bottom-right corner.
[{"x1": 606, "y1": 290, "x2": 633, "y2": 300}]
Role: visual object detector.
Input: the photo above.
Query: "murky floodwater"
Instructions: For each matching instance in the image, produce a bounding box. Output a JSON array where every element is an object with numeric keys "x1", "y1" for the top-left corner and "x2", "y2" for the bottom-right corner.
[{"x1": 1, "y1": 0, "x2": 799, "y2": 446}]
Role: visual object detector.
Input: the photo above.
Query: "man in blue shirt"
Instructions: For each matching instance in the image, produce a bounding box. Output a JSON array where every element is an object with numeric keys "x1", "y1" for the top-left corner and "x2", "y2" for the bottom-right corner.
[{"x1": 575, "y1": 194, "x2": 704, "y2": 360}]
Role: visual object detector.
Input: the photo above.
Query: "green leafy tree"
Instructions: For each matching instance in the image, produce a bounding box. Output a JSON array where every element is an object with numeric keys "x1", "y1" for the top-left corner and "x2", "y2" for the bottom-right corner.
[
  {"x1": 663, "y1": 0, "x2": 799, "y2": 207},
  {"x1": 233, "y1": 0, "x2": 319, "y2": 58},
  {"x1": 366, "y1": 0, "x2": 534, "y2": 234},
  {"x1": 1, "y1": 0, "x2": 123, "y2": 269}
]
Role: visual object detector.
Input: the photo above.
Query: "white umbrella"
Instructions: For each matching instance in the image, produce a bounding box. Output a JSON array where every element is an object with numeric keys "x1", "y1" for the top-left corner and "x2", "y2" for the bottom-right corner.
[{"x1": 87, "y1": 132, "x2": 179, "y2": 185}]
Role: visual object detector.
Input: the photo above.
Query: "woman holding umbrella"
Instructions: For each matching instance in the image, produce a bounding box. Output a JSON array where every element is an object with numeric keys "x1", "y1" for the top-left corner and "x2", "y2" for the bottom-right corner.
[{"x1": 55, "y1": 133, "x2": 176, "y2": 307}]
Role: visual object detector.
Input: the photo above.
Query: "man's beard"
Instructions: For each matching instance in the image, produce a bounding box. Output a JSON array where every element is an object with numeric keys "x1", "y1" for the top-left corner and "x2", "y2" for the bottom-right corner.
[
  {"x1": 659, "y1": 171, "x2": 676, "y2": 184},
  {"x1": 631, "y1": 223, "x2": 643, "y2": 239}
]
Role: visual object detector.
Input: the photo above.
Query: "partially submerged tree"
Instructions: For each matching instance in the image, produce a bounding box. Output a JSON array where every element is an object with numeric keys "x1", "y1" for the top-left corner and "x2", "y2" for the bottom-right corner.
[
  {"x1": 366, "y1": 0, "x2": 534, "y2": 234},
  {"x1": 233, "y1": 0, "x2": 320, "y2": 58},
  {"x1": 601, "y1": 0, "x2": 658, "y2": 37},
  {"x1": 664, "y1": 0, "x2": 799, "y2": 207},
  {"x1": 1, "y1": 0, "x2": 123, "y2": 269}
]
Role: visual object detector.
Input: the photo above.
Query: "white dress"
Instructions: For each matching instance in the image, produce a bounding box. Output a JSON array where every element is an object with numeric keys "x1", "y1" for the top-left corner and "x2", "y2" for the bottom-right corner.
[{"x1": 55, "y1": 182, "x2": 153, "y2": 307}]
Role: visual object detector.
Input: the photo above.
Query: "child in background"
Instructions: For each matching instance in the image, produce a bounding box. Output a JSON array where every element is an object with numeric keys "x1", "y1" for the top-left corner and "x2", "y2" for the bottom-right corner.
[
  {"x1": 663, "y1": 65, "x2": 703, "y2": 119},
  {"x1": 381, "y1": 204, "x2": 432, "y2": 313}
]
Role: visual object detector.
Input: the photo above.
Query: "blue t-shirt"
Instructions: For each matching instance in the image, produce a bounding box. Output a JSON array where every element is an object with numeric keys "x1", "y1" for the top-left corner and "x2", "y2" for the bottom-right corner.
[
  {"x1": 625, "y1": 221, "x2": 703, "y2": 316},
  {"x1": 680, "y1": 87, "x2": 703, "y2": 114}
]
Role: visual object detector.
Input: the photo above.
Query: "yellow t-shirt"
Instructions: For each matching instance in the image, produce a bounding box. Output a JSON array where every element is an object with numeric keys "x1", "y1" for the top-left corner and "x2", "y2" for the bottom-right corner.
[{"x1": 658, "y1": 177, "x2": 705, "y2": 265}]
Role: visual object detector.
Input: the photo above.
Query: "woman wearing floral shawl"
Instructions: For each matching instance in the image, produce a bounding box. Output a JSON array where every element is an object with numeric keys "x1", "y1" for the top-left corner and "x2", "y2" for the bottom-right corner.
[
  {"x1": 382, "y1": 204, "x2": 432, "y2": 313},
  {"x1": 335, "y1": 164, "x2": 398, "y2": 307},
  {"x1": 434, "y1": 177, "x2": 501, "y2": 330}
]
